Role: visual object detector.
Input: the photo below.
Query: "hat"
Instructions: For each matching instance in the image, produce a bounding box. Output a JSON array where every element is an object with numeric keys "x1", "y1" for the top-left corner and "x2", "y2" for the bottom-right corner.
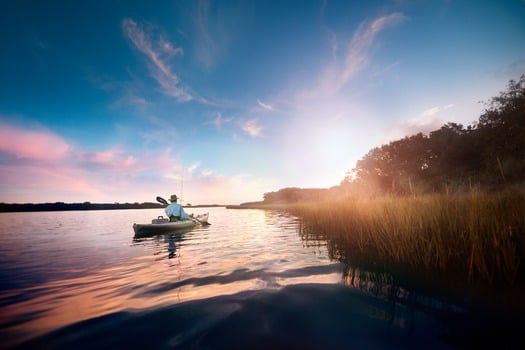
[{"x1": 170, "y1": 194, "x2": 178, "y2": 202}]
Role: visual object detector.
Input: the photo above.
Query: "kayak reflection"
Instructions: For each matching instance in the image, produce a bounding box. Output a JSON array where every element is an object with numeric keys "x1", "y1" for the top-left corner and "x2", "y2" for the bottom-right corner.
[
  {"x1": 167, "y1": 234, "x2": 182, "y2": 259},
  {"x1": 132, "y1": 231, "x2": 190, "y2": 260}
]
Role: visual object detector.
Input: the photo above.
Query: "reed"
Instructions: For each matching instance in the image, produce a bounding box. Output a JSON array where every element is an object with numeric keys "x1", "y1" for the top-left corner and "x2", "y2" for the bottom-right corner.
[{"x1": 289, "y1": 187, "x2": 525, "y2": 287}]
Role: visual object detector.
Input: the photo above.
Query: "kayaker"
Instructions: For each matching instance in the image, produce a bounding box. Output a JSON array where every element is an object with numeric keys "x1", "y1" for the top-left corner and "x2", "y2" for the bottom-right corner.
[{"x1": 165, "y1": 194, "x2": 191, "y2": 222}]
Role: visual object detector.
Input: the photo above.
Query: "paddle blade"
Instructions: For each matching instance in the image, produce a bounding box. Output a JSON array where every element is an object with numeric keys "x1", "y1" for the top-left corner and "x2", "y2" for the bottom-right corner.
[{"x1": 156, "y1": 196, "x2": 169, "y2": 206}]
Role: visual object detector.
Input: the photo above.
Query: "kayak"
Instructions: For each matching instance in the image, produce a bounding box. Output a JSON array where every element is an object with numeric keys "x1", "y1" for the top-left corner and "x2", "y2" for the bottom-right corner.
[{"x1": 133, "y1": 213, "x2": 209, "y2": 237}]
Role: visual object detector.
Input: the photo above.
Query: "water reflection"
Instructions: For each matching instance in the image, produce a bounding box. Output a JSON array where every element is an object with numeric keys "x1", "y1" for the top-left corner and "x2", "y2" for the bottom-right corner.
[
  {"x1": 298, "y1": 219, "x2": 525, "y2": 347},
  {"x1": 167, "y1": 234, "x2": 179, "y2": 258},
  {"x1": 134, "y1": 234, "x2": 184, "y2": 259}
]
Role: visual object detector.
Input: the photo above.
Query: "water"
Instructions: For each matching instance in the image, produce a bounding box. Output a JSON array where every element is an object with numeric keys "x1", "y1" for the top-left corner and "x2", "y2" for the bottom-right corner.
[{"x1": 0, "y1": 208, "x2": 522, "y2": 349}]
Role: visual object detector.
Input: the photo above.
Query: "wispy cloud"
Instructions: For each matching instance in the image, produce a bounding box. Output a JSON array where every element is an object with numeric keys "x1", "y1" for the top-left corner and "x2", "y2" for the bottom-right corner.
[
  {"x1": 241, "y1": 119, "x2": 263, "y2": 137},
  {"x1": 122, "y1": 18, "x2": 192, "y2": 102},
  {"x1": 187, "y1": 162, "x2": 200, "y2": 174},
  {"x1": 341, "y1": 12, "x2": 406, "y2": 87},
  {"x1": 192, "y1": 0, "x2": 238, "y2": 70},
  {"x1": 194, "y1": 0, "x2": 215, "y2": 68},
  {"x1": 207, "y1": 112, "x2": 234, "y2": 130},
  {"x1": 421, "y1": 106, "x2": 440, "y2": 118},
  {"x1": 305, "y1": 12, "x2": 406, "y2": 99},
  {"x1": 257, "y1": 99, "x2": 274, "y2": 111},
  {"x1": 111, "y1": 91, "x2": 149, "y2": 109},
  {"x1": 385, "y1": 103, "x2": 456, "y2": 141},
  {"x1": 88, "y1": 71, "x2": 151, "y2": 110},
  {"x1": 420, "y1": 103, "x2": 455, "y2": 118},
  {"x1": 0, "y1": 123, "x2": 71, "y2": 162},
  {"x1": 201, "y1": 168, "x2": 213, "y2": 176},
  {"x1": 76, "y1": 149, "x2": 137, "y2": 172}
]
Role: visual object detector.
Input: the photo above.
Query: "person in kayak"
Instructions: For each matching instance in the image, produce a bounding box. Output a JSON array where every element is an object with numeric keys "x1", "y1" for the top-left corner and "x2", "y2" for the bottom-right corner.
[{"x1": 165, "y1": 194, "x2": 191, "y2": 222}]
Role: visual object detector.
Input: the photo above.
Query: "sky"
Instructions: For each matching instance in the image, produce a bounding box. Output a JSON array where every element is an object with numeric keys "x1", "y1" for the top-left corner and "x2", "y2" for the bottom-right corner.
[{"x1": 1, "y1": 0, "x2": 524, "y2": 205}]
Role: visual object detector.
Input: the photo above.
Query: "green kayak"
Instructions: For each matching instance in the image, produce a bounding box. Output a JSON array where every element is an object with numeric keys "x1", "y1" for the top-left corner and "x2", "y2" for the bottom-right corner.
[{"x1": 133, "y1": 213, "x2": 209, "y2": 236}]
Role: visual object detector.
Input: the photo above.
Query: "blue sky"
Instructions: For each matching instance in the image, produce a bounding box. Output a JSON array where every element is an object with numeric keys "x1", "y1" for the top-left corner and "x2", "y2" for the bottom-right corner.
[{"x1": 1, "y1": 0, "x2": 524, "y2": 205}]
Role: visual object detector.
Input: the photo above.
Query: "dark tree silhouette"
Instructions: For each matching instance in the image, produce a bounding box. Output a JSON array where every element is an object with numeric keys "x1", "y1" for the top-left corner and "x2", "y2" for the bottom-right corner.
[{"x1": 346, "y1": 75, "x2": 525, "y2": 195}]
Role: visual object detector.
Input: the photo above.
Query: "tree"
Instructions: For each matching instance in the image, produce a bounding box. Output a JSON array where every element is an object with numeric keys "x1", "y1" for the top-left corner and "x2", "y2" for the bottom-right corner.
[
  {"x1": 344, "y1": 75, "x2": 524, "y2": 195},
  {"x1": 349, "y1": 133, "x2": 432, "y2": 194},
  {"x1": 426, "y1": 123, "x2": 482, "y2": 190}
]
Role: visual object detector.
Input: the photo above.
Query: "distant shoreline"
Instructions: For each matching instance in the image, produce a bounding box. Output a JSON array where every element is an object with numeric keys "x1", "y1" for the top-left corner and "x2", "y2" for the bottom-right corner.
[
  {"x1": 225, "y1": 203, "x2": 289, "y2": 210},
  {"x1": 0, "y1": 202, "x2": 225, "y2": 213}
]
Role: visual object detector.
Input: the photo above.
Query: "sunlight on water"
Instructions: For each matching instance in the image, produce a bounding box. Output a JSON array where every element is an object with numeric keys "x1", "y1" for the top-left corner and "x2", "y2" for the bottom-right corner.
[{"x1": 0, "y1": 208, "x2": 339, "y2": 347}]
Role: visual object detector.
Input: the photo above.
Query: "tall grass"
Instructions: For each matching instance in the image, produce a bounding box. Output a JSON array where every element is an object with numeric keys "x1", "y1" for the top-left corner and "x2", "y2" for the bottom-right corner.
[{"x1": 289, "y1": 188, "x2": 525, "y2": 287}]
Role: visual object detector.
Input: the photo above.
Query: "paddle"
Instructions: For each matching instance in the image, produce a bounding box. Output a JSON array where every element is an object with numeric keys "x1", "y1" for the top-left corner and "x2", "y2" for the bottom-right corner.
[
  {"x1": 156, "y1": 196, "x2": 209, "y2": 225},
  {"x1": 156, "y1": 196, "x2": 169, "y2": 206}
]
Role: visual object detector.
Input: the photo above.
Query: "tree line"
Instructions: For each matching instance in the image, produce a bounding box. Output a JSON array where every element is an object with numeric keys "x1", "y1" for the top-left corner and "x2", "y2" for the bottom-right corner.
[
  {"x1": 0, "y1": 202, "x2": 164, "y2": 212},
  {"x1": 262, "y1": 75, "x2": 524, "y2": 203}
]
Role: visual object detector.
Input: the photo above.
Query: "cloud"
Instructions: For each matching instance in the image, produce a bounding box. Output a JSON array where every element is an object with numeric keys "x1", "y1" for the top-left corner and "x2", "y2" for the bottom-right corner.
[
  {"x1": 0, "y1": 163, "x2": 100, "y2": 201},
  {"x1": 207, "y1": 112, "x2": 234, "y2": 130},
  {"x1": 138, "y1": 115, "x2": 181, "y2": 144},
  {"x1": 241, "y1": 119, "x2": 263, "y2": 137},
  {"x1": 303, "y1": 12, "x2": 406, "y2": 99},
  {"x1": 0, "y1": 123, "x2": 126, "y2": 202},
  {"x1": 201, "y1": 169, "x2": 213, "y2": 176},
  {"x1": 420, "y1": 103, "x2": 455, "y2": 118},
  {"x1": 187, "y1": 162, "x2": 200, "y2": 174},
  {"x1": 421, "y1": 106, "x2": 440, "y2": 118},
  {"x1": 257, "y1": 99, "x2": 274, "y2": 111},
  {"x1": 191, "y1": 0, "x2": 237, "y2": 70},
  {"x1": 88, "y1": 71, "x2": 151, "y2": 110},
  {"x1": 76, "y1": 149, "x2": 137, "y2": 172},
  {"x1": 0, "y1": 121, "x2": 254, "y2": 203},
  {"x1": 159, "y1": 37, "x2": 183, "y2": 56},
  {"x1": 0, "y1": 121, "x2": 157, "y2": 200},
  {"x1": 342, "y1": 12, "x2": 406, "y2": 86},
  {"x1": 384, "y1": 103, "x2": 456, "y2": 141},
  {"x1": 0, "y1": 123, "x2": 71, "y2": 162},
  {"x1": 194, "y1": 0, "x2": 215, "y2": 68},
  {"x1": 122, "y1": 18, "x2": 192, "y2": 101}
]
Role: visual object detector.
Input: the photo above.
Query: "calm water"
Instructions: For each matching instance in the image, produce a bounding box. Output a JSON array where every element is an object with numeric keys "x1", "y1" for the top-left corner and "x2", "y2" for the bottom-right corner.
[{"x1": 0, "y1": 207, "x2": 522, "y2": 349}]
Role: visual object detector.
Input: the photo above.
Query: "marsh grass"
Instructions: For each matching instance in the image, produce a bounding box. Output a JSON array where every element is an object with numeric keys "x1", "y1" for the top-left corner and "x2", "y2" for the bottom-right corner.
[{"x1": 289, "y1": 187, "x2": 525, "y2": 288}]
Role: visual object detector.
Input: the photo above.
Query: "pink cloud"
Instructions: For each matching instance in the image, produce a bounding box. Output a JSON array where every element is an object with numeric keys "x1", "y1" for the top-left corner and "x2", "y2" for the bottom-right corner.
[
  {"x1": 77, "y1": 149, "x2": 137, "y2": 172},
  {"x1": 0, "y1": 122, "x2": 264, "y2": 204},
  {"x1": 0, "y1": 164, "x2": 102, "y2": 203},
  {"x1": 241, "y1": 119, "x2": 263, "y2": 137},
  {"x1": 0, "y1": 123, "x2": 71, "y2": 161}
]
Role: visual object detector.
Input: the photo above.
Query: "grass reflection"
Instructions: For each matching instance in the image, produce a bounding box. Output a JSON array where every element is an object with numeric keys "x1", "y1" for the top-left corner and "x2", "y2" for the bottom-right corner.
[
  {"x1": 293, "y1": 188, "x2": 525, "y2": 313},
  {"x1": 297, "y1": 217, "x2": 525, "y2": 348}
]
